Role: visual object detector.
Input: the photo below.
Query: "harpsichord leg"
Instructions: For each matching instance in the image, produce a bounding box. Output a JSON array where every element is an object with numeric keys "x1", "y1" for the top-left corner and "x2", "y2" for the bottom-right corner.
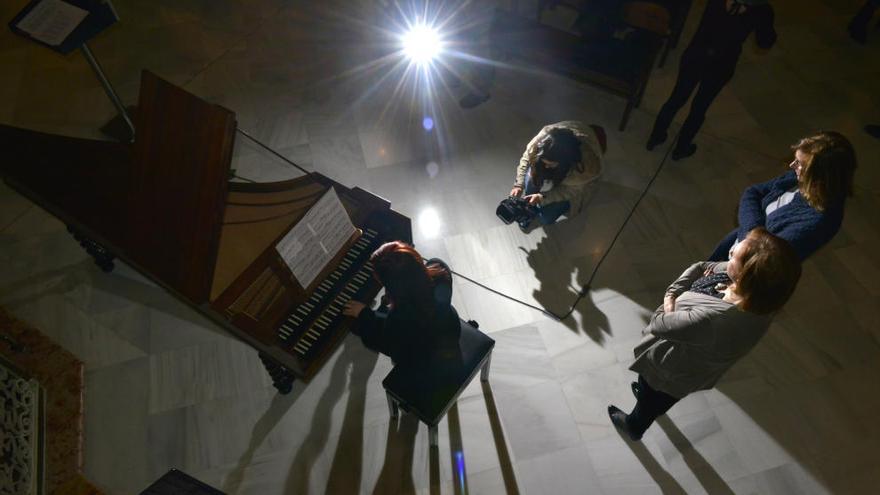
[
  {"x1": 67, "y1": 226, "x2": 115, "y2": 272},
  {"x1": 259, "y1": 352, "x2": 295, "y2": 395}
]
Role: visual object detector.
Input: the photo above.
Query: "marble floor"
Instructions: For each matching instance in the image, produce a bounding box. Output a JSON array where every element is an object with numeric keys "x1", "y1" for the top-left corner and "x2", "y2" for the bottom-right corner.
[{"x1": 2, "y1": 0, "x2": 880, "y2": 493}]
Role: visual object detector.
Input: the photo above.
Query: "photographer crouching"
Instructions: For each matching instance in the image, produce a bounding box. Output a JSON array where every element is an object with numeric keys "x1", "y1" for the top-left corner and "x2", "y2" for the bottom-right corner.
[{"x1": 501, "y1": 121, "x2": 606, "y2": 232}]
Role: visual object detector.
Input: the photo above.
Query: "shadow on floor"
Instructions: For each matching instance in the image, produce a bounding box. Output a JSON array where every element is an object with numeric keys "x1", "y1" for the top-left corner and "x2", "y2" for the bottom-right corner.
[{"x1": 281, "y1": 338, "x2": 378, "y2": 494}]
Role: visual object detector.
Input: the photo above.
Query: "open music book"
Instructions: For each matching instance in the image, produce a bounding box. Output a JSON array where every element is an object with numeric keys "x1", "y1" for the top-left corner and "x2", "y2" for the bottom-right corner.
[
  {"x1": 15, "y1": 0, "x2": 88, "y2": 46},
  {"x1": 275, "y1": 187, "x2": 357, "y2": 288}
]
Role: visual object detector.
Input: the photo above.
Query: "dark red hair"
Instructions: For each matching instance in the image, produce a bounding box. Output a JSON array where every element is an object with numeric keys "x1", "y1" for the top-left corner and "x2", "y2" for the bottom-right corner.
[{"x1": 370, "y1": 241, "x2": 448, "y2": 312}]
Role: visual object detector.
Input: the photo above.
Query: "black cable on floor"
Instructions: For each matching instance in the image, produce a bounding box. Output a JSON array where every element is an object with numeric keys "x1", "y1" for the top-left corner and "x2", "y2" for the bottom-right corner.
[
  {"x1": 236, "y1": 111, "x2": 677, "y2": 323},
  {"x1": 449, "y1": 268, "x2": 564, "y2": 321},
  {"x1": 451, "y1": 133, "x2": 678, "y2": 322}
]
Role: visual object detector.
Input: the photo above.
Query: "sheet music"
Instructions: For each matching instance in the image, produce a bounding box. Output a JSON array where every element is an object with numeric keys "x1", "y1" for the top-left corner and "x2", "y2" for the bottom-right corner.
[
  {"x1": 276, "y1": 188, "x2": 356, "y2": 288},
  {"x1": 16, "y1": 0, "x2": 89, "y2": 46}
]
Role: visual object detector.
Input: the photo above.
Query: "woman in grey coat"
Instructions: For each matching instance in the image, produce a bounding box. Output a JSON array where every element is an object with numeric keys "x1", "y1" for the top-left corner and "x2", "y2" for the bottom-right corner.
[{"x1": 609, "y1": 227, "x2": 801, "y2": 441}]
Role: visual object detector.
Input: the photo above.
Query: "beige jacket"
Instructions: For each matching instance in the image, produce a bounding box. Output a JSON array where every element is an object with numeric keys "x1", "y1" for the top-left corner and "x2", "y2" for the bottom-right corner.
[
  {"x1": 629, "y1": 262, "x2": 773, "y2": 399},
  {"x1": 514, "y1": 121, "x2": 603, "y2": 216}
]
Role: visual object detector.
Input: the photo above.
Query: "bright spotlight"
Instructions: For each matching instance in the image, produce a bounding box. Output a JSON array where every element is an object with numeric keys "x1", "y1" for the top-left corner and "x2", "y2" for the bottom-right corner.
[{"x1": 402, "y1": 24, "x2": 442, "y2": 65}]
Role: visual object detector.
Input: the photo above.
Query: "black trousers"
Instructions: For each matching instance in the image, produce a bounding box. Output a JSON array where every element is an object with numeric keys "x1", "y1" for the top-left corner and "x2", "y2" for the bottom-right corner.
[
  {"x1": 627, "y1": 375, "x2": 681, "y2": 436},
  {"x1": 650, "y1": 49, "x2": 737, "y2": 149}
]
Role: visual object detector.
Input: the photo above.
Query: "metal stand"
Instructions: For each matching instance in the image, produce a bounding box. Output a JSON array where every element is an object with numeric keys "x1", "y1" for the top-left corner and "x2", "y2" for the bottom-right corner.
[{"x1": 81, "y1": 42, "x2": 135, "y2": 143}]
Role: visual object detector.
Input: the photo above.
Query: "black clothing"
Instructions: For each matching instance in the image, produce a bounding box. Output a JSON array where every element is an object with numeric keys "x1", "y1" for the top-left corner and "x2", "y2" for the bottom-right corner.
[
  {"x1": 689, "y1": 272, "x2": 732, "y2": 299},
  {"x1": 353, "y1": 258, "x2": 461, "y2": 367},
  {"x1": 688, "y1": 0, "x2": 777, "y2": 63},
  {"x1": 626, "y1": 375, "x2": 680, "y2": 436},
  {"x1": 650, "y1": 0, "x2": 776, "y2": 150},
  {"x1": 849, "y1": 1, "x2": 880, "y2": 44}
]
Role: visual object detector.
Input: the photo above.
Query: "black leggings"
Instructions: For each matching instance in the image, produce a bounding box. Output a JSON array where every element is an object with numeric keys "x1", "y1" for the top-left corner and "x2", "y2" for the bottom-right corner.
[
  {"x1": 651, "y1": 50, "x2": 737, "y2": 149},
  {"x1": 627, "y1": 375, "x2": 681, "y2": 436}
]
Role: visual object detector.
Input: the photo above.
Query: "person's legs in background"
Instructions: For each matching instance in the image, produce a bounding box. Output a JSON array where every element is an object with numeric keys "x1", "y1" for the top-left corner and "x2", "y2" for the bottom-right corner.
[
  {"x1": 459, "y1": 63, "x2": 495, "y2": 108},
  {"x1": 455, "y1": 3, "x2": 496, "y2": 108},
  {"x1": 849, "y1": 0, "x2": 880, "y2": 44},
  {"x1": 648, "y1": 52, "x2": 703, "y2": 150},
  {"x1": 671, "y1": 61, "x2": 735, "y2": 160}
]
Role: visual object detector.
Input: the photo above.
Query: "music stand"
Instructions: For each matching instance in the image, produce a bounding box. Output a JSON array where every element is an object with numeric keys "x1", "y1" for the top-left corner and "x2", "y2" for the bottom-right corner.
[{"x1": 9, "y1": 0, "x2": 135, "y2": 142}]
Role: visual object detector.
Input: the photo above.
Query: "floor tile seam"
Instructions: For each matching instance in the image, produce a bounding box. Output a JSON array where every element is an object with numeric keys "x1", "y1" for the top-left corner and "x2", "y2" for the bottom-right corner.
[
  {"x1": 487, "y1": 310, "x2": 551, "y2": 331},
  {"x1": 141, "y1": 383, "x2": 280, "y2": 419},
  {"x1": 0, "y1": 198, "x2": 34, "y2": 233},
  {"x1": 507, "y1": 441, "x2": 605, "y2": 482},
  {"x1": 552, "y1": 365, "x2": 613, "y2": 449},
  {"x1": 12, "y1": 294, "x2": 151, "y2": 368},
  {"x1": 555, "y1": 360, "x2": 635, "y2": 405},
  {"x1": 145, "y1": 340, "x2": 254, "y2": 412},
  {"x1": 710, "y1": 397, "x2": 819, "y2": 457}
]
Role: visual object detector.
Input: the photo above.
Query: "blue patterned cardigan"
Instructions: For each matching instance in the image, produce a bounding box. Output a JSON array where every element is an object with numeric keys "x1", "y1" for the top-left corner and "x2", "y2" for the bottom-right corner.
[{"x1": 736, "y1": 170, "x2": 845, "y2": 260}]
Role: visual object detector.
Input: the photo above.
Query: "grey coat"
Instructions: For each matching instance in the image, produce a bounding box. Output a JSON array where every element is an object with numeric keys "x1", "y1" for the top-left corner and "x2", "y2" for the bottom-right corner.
[{"x1": 630, "y1": 262, "x2": 772, "y2": 399}]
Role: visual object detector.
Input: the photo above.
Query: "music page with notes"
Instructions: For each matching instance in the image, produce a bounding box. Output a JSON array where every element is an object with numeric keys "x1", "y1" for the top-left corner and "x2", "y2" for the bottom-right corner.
[{"x1": 275, "y1": 188, "x2": 356, "y2": 288}]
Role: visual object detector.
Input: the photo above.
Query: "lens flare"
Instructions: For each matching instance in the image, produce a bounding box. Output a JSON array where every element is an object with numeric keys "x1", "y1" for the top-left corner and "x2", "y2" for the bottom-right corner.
[{"x1": 417, "y1": 207, "x2": 442, "y2": 239}]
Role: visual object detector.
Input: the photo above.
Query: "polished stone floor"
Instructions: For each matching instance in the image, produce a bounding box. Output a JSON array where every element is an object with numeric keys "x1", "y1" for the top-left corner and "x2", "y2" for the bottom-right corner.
[{"x1": 1, "y1": 0, "x2": 879, "y2": 493}]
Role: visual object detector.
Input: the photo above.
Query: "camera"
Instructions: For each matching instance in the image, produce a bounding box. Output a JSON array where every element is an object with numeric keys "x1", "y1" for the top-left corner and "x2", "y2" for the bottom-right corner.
[{"x1": 496, "y1": 196, "x2": 536, "y2": 225}]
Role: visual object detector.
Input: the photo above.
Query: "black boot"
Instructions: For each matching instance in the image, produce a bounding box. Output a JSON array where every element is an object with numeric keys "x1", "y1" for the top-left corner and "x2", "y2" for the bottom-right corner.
[
  {"x1": 672, "y1": 143, "x2": 697, "y2": 161},
  {"x1": 608, "y1": 405, "x2": 643, "y2": 441},
  {"x1": 646, "y1": 131, "x2": 667, "y2": 151}
]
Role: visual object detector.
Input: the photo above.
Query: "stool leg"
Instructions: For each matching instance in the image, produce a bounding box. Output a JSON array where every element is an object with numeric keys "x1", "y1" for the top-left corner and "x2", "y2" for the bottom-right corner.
[
  {"x1": 480, "y1": 351, "x2": 493, "y2": 382},
  {"x1": 386, "y1": 392, "x2": 399, "y2": 419},
  {"x1": 429, "y1": 424, "x2": 439, "y2": 448}
]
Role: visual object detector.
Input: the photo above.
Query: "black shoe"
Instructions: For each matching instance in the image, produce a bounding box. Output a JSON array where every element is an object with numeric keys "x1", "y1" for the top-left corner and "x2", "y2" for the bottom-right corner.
[
  {"x1": 608, "y1": 405, "x2": 642, "y2": 441},
  {"x1": 631, "y1": 381, "x2": 641, "y2": 400},
  {"x1": 671, "y1": 143, "x2": 697, "y2": 161},
  {"x1": 646, "y1": 132, "x2": 667, "y2": 151},
  {"x1": 865, "y1": 124, "x2": 880, "y2": 139},
  {"x1": 459, "y1": 92, "x2": 490, "y2": 109}
]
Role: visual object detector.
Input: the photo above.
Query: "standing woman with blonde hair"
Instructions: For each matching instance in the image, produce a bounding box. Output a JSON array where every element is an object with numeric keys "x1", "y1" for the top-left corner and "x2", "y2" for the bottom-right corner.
[{"x1": 709, "y1": 131, "x2": 857, "y2": 261}]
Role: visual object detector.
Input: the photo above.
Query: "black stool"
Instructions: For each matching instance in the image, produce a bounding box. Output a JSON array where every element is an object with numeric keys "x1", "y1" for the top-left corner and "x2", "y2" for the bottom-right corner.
[{"x1": 382, "y1": 319, "x2": 495, "y2": 448}]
